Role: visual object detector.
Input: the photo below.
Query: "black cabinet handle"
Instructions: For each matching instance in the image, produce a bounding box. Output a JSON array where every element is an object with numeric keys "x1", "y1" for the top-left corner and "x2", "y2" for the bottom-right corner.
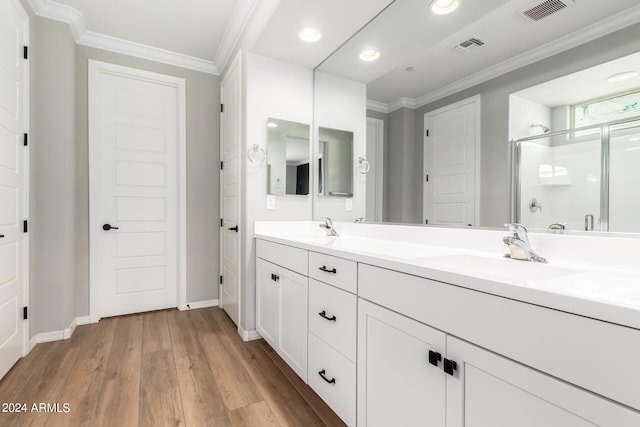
[
  {"x1": 319, "y1": 266, "x2": 337, "y2": 274},
  {"x1": 318, "y1": 310, "x2": 337, "y2": 322},
  {"x1": 228, "y1": 225, "x2": 239, "y2": 232},
  {"x1": 428, "y1": 350, "x2": 442, "y2": 367},
  {"x1": 102, "y1": 224, "x2": 119, "y2": 231},
  {"x1": 318, "y1": 369, "x2": 336, "y2": 384},
  {"x1": 0, "y1": 234, "x2": 4, "y2": 238},
  {"x1": 444, "y1": 358, "x2": 457, "y2": 376},
  {"x1": 270, "y1": 273, "x2": 279, "y2": 282}
]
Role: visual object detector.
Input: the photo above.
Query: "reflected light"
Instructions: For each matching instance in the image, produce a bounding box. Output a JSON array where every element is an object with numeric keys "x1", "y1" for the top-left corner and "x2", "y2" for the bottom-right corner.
[{"x1": 431, "y1": 0, "x2": 460, "y2": 15}]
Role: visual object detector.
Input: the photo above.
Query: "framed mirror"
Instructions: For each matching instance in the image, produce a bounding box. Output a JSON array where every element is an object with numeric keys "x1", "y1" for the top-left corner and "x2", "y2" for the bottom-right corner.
[
  {"x1": 318, "y1": 127, "x2": 354, "y2": 197},
  {"x1": 266, "y1": 118, "x2": 310, "y2": 196}
]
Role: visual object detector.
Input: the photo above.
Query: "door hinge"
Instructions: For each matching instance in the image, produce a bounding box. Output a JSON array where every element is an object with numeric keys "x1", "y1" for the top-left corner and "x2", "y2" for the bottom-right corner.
[
  {"x1": 426, "y1": 129, "x2": 429, "y2": 137},
  {"x1": 219, "y1": 275, "x2": 223, "y2": 284},
  {"x1": 23, "y1": 220, "x2": 28, "y2": 233},
  {"x1": 220, "y1": 104, "x2": 224, "y2": 113},
  {"x1": 220, "y1": 161, "x2": 224, "y2": 170},
  {"x1": 23, "y1": 133, "x2": 28, "y2": 146},
  {"x1": 23, "y1": 307, "x2": 28, "y2": 320},
  {"x1": 220, "y1": 218, "x2": 223, "y2": 227},
  {"x1": 425, "y1": 174, "x2": 429, "y2": 182},
  {"x1": 23, "y1": 46, "x2": 28, "y2": 59}
]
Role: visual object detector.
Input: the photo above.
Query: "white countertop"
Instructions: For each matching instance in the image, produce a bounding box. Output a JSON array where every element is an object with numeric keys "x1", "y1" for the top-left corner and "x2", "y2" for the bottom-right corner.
[{"x1": 254, "y1": 221, "x2": 640, "y2": 330}]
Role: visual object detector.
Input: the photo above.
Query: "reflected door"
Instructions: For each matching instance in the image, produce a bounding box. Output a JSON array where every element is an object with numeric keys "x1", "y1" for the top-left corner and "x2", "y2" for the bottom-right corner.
[
  {"x1": 90, "y1": 62, "x2": 181, "y2": 318},
  {"x1": 424, "y1": 97, "x2": 479, "y2": 226}
]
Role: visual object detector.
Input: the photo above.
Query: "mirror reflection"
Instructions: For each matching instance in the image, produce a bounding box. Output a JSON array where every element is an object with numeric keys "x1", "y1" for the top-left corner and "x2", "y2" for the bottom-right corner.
[
  {"x1": 314, "y1": 0, "x2": 640, "y2": 232},
  {"x1": 266, "y1": 118, "x2": 310, "y2": 196},
  {"x1": 318, "y1": 127, "x2": 354, "y2": 197}
]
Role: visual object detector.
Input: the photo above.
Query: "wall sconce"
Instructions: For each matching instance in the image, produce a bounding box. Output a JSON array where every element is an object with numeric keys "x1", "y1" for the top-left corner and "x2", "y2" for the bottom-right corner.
[
  {"x1": 357, "y1": 157, "x2": 371, "y2": 174},
  {"x1": 247, "y1": 144, "x2": 266, "y2": 166}
]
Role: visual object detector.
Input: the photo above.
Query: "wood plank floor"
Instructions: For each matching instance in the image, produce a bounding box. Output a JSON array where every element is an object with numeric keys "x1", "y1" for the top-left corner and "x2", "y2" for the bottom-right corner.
[{"x1": 0, "y1": 307, "x2": 346, "y2": 427}]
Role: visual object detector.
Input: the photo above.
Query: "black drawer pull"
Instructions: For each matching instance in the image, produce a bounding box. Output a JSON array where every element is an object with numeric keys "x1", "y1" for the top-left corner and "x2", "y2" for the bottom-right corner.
[
  {"x1": 318, "y1": 369, "x2": 336, "y2": 384},
  {"x1": 428, "y1": 350, "x2": 441, "y2": 367},
  {"x1": 0, "y1": 235, "x2": 4, "y2": 238},
  {"x1": 270, "y1": 273, "x2": 279, "y2": 282},
  {"x1": 319, "y1": 266, "x2": 337, "y2": 274},
  {"x1": 444, "y1": 358, "x2": 457, "y2": 376},
  {"x1": 318, "y1": 310, "x2": 337, "y2": 322}
]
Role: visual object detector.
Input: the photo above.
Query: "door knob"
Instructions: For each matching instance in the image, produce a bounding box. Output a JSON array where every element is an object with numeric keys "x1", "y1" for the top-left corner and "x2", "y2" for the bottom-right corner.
[
  {"x1": 102, "y1": 224, "x2": 119, "y2": 231},
  {"x1": 228, "y1": 225, "x2": 239, "y2": 232}
]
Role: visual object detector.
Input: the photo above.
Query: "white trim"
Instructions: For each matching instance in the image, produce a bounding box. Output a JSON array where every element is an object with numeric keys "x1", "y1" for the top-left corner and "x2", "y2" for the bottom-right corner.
[
  {"x1": 366, "y1": 99, "x2": 389, "y2": 114},
  {"x1": 238, "y1": 325, "x2": 262, "y2": 342},
  {"x1": 27, "y1": 315, "x2": 92, "y2": 350},
  {"x1": 24, "y1": 0, "x2": 260, "y2": 75},
  {"x1": 423, "y1": 95, "x2": 481, "y2": 226},
  {"x1": 377, "y1": 5, "x2": 640, "y2": 112},
  {"x1": 185, "y1": 299, "x2": 220, "y2": 310},
  {"x1": 88, "y1": 60, "x2": 187, "y2": 323}
]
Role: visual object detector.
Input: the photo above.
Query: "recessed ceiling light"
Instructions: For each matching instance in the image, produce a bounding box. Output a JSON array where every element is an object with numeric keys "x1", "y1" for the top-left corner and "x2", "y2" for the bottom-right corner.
[
  {"x1": 607, "y1": 71, "x2": 638, "y2": 83},
  {"x1": 298, "y1": 28, "x2": 322, "y2": 43},
  {"x1": 359, "y1": 49, "x2": 380, "y2": 61},
  {"x1": 430, "y1": 0, "x2": 460, "y2": 15},
  {"x1": 267, "y1": 122, "x2": 278, "y2": 128}
]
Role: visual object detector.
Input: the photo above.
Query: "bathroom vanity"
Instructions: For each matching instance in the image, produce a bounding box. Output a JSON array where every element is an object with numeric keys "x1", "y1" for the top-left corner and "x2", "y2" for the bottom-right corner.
[{"x1": 254, "y1": 221, "x2": 640, "y2": 426}]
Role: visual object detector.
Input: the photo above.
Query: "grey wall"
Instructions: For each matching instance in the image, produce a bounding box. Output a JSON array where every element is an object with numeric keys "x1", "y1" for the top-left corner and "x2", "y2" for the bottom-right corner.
[
  {"x1": 22, "y1": 4, "x2": 220, "y2": 335},
  {"x1": 385, "y1": 23, "x2": 640, "y2": 228}
]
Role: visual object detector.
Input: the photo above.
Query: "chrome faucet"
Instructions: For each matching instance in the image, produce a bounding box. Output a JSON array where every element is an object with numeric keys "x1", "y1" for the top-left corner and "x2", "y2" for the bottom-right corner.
[
  {"x1": 503, "y1": 223, "x2": 547, "y2": 263},
  {"x1": 319, "y1": 217, "x2": 339, "y2": 236},
  {"x1": 354, "y1": 217, "x2": 367, "y2": 223}
]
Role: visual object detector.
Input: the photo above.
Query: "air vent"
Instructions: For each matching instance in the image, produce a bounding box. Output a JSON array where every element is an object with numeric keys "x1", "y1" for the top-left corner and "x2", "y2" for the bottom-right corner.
[
  {"x1": 522, "y1": 0, "x2": 568, "y2": 22},
  {"x1": 454, "y1": 36, "x2": 486, "y2": 54}
]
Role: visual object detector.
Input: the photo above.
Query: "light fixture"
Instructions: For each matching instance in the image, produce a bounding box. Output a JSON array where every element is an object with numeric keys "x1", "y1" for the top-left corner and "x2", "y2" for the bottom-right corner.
[
  {"x1": 359, "y1": 49, "x2": 380, "y2": 61},
  {"x1": 298, "y1": 28, "x2": 322, "y2": 43},
  {"x1": 607, "y1": 71, "x2": 638, "y2": 83},
  {"x1": 430, "y1": 0, "x2": 460, "y2": 15},
  {"x1": 267, "y1": 122, "x2": 278, "y2": 128}
]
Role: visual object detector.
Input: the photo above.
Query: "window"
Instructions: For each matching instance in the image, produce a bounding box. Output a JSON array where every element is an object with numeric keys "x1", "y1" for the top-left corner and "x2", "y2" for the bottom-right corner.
[{"x1": 572, "y1": 90, "x2": 640, "y2": 129}]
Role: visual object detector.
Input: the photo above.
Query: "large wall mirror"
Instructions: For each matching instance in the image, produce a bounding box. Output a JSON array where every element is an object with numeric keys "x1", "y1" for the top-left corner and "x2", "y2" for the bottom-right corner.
[
  {"x1": 313, "y1": 0, "x2": 640, "y2": 233},
  {"x1": 266, "y1": 118, "x2": 310, "y2": 196},
  {"x1": 318, "y1": 127, "x2": 354, "y2": 197}
]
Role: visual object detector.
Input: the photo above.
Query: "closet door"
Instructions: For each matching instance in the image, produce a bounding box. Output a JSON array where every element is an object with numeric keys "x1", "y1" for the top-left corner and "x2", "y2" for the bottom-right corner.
[{"x1": 0, "y1": 0, "x2": 28, "y2": 380}]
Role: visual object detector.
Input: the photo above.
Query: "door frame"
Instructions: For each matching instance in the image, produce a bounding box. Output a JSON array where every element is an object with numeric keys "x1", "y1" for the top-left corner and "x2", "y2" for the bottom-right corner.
[
  {"x1": 218, "y1": 52, "x2": 242, "y2": 326},
  {"x1": 366, "y1": 117, "x2": 385, "y2": 222},
  {"x1": 88, "y1": 60, "x2": 187, "y2": 322},
  {"x1": 422, "y1": 94, "x2": 481, "y2": 226}
]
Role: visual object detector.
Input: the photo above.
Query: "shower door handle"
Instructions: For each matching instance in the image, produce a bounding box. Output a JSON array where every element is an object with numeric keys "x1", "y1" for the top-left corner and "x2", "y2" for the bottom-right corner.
[{"x1": 584, "y1": 214, "x2": 594, "y2": 231}]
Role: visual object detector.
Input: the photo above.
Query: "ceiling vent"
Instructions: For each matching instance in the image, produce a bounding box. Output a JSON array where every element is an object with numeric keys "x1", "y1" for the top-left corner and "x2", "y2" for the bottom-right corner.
[
  {"x1": 454, "y1": 36, "x2": 486, "y2": 54},
  {"x1": 521, "y1": 0, "x2": 568, "y2": 22}
]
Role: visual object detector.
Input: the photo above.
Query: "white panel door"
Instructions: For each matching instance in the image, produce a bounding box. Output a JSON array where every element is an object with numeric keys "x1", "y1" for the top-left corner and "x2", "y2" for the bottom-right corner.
[
  {"x1": 424, "y1": 96, "x2": 479, "y2": 226},
  {"x1": 366, "y1": 117, "x2": 384, "y2": 221},
  {"x1": 90, "y1": 61, "x2": 183, "y2": 319},
  {"x1": 0, "y1": 0, "x2": 27, "y2": 381},
  {"x1": 220, "y1": 56, "x2": 241, "y2": 325}
]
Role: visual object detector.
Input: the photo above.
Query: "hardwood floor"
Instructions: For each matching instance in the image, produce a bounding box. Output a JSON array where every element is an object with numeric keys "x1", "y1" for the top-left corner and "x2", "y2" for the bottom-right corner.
[{"x1": 0, "y1": 308, "x2": 346, "y2": 427}]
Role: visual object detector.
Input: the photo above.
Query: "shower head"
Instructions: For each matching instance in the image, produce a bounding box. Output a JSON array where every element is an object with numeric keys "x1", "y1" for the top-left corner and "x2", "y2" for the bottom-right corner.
[{"x1": 531, "y1": 123, "x2": 550, "y2": 133}]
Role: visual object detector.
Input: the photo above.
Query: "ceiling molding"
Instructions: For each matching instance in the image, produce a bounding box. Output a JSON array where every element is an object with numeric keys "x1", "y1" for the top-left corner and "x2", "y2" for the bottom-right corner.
[
  {"x1": 384, "y1": 4, "x2": 640, "y2": 111},
  {"x1": 366, "y1": 99, "x2": 389, "y2": 113},
  {"x1": 26, "y1": 0, "x2": 219, "y2": 74},
  {"x1": 213, "y1": 0, "x2": 258, "y2": 73}
]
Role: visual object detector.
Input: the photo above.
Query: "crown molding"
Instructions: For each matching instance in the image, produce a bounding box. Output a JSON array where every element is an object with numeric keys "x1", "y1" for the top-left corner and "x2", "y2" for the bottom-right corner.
[
  {"x1": 26, "y1": 0, "x2": 219, "y2": 74},
  {"x1": 381, "y1": 5, "x2": 640, "y2": 111},
  {"x1": 213, "y1": 0, "x2": 258, "y2": 74},
  {"x1": 366, "y1": 99, "x2": 389, "y2": 113}
]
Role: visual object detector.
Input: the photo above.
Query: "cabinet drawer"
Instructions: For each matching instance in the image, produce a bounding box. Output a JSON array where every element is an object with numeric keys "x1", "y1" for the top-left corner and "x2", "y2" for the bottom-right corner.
[
  {"x1": 309, "y1": 251, "x2": 357, "y2": 293},
  {"x1": 308, "y1": 333, "x2": 356, "y2": 426},
  {"x1": 309, "y1": 279, "x2": 357, "y2": 361},
  {"x1": 256, "y1": 239, "x2": 308, "y2": 276}
]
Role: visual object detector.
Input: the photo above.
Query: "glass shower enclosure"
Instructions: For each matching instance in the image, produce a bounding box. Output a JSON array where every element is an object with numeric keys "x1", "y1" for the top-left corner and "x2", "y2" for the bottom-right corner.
[{"x1": 510, "y1": 117, "x2": 640, "y2": 233}]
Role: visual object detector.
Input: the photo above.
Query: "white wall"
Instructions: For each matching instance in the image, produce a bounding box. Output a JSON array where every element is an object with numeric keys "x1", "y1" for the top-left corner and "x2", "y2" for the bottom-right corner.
[
  {"x1": 240, "y1": 52, "x2": 313, "y2": 333},
  {"x1": 314, "y1": 71, "x2": 366, "y2": 220}
]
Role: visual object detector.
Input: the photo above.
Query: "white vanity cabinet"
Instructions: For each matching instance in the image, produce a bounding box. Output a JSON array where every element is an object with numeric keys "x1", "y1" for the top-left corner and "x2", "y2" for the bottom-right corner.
[
  {"x1": 256, "y1": 240, "x2": 308, "y2": 381},
  {"x1": 307, "y1": 253, "x2": 357, "y2": 426}
]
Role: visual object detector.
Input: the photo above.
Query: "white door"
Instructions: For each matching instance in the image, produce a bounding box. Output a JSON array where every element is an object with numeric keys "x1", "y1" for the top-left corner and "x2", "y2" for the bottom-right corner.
[
  {"x1": 424, "y1": 95, "x2": 480, "y2": 226},
  {"x1": 366, "y1": 117, "x2": 384, "y2": 221},
  {"x1": 0, "y1": 0, "x2": 28, "y2": 380},
  {"x1": 220, "y1": 55, "x2": 241, "y2": 325},
  {"x1": 89, "y1": 61, "x2": 185, "y2": 319},
  {"x1": 358, "y1": 299, "x2": 446, "y2": 427}
]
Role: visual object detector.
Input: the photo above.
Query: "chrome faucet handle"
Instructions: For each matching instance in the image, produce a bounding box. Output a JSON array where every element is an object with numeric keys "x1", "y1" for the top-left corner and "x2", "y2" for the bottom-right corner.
[
  {"x1": 321, "y1": 217, "x2": 333, "y2": 227},
  {"x1": 354, "y1": 217, "x2": 367, "y2": 223},
  {"x1": 504, "y1": 222, "x2": 527, "y2": 236}
]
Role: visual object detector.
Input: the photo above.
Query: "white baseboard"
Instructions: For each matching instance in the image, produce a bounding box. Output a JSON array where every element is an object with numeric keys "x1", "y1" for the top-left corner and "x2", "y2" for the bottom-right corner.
[
  {"x1": 28, "y1": 315, "x2": 95, "y2": 348},
  {"x1": 185, "y1": 299, "x2": 219, "y2": 310},
  {"x1": 238, "y1": 324, "x2": 262, "y2": 342}
]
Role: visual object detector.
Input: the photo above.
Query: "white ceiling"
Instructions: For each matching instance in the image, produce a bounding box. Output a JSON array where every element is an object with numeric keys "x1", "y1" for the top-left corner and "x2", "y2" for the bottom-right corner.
[{"x1": 317, "y1": 0, "x2": 640, "y2": 109}]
